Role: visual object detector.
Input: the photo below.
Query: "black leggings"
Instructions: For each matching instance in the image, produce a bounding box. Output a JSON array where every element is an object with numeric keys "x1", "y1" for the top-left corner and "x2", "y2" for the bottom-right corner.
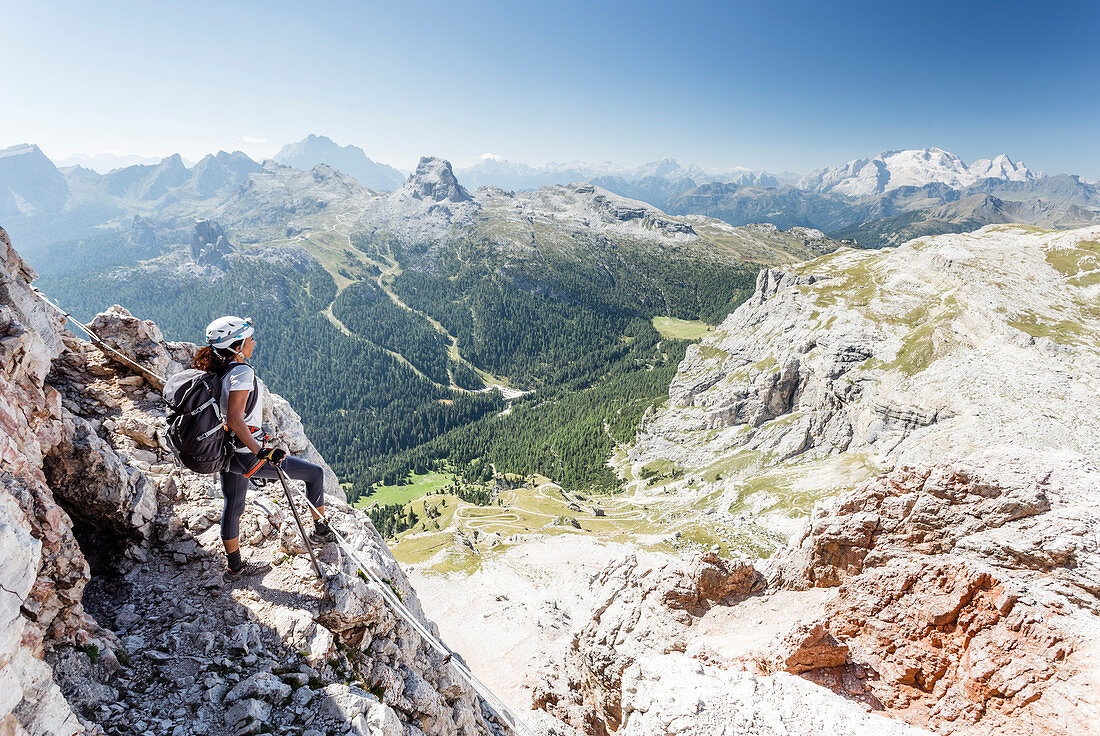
[{"x1": 220, "y1": 454, "x2": 325, "y2": 540}]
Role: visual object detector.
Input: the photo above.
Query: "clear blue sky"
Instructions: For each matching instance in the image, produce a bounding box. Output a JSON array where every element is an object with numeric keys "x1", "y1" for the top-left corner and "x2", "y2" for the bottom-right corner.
[{"x1": 2, "y1": 0, "x2": 1097, "y2": 177}]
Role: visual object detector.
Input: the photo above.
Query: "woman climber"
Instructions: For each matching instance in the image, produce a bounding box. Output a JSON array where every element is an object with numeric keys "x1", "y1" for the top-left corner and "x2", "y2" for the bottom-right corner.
[{"x1": 194, "y1": 315, "x2": 336, "y2": 579}]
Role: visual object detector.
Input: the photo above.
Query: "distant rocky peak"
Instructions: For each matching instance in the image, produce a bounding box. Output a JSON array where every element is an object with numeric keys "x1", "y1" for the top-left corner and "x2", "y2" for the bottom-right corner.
[
  {"x1": 399, "y1": 156, "x2": 471, "y2": 202},
  {"x1": 189, "y1": 218, "x2": 234, "y2": 267},
  {"x1": 129, "y1": 215, "x2": 156, "y2": 248},
  {"x1": 0, "y1": 142, "x2": 46, "y2": 158},
  {"x1": 801, "y1": 146, "x2": 1037, "y2": 196},
  {"x1": 159, "y1": 153, "x2": 186, "y2": 169},
  {"x1": 969, "y1": 153, "x2": 1035, "y2": 181}
]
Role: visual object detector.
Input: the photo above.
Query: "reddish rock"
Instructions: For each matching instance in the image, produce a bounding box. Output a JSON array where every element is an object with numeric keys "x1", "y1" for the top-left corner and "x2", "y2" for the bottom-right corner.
[{"x1": 766, "y1": 449, "x2": 1100, "y2": 734}]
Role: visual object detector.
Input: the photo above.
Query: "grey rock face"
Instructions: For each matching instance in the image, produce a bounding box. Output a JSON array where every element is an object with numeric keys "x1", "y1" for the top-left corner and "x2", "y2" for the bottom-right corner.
[
  {"x1": 0, "y1": 226, "x2": 104, "y2": 736},
  {"x1": 43, "y1": 413, "x2": 159, "y2": 541},
  {"x1": 188, "y1": 218, "x2": 235, "y2": 267},
  {"x1": 0, "y1": 143, "x2": 70, "y2": 217},
  {"x1": 537, "y1": 551, "x2": 765, "y2": 732},
  {"x1": 274, "y1": 134, "x2": 405, "y2": 191},
  {"x1": 627, "y1": 225, "x2": 1100, "y2": 535},
  {"x1": 127, "y1": 215, "x2": 156, "y2": 248},
  {"x1": 399, "y1": 157, "x2": 472, "y2": 203},
  {"x1": 88, "y1": 303, "x2": 186, "y2": 380}
]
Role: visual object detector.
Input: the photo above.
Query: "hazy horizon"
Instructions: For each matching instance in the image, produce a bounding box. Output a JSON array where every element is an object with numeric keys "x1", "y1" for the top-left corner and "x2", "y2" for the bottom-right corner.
[
  {"x1": 19, "y1": 136, "x2": 1080, "y2": 181},
  {"x1": 2, "y1": 0, "x2": 1098, "y2": 178}
]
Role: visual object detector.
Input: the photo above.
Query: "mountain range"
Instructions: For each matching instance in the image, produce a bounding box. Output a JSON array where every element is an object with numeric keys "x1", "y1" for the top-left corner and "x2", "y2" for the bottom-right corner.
[
  {"x1": 453, "y1": 155, "x2": 782, "y2": 191},
  {"x1": 3, "y1": 126, "x2": 1100, "y2": 736},
  {"x1": 798, "y1": 147, "x2": 1038, "y2": 196},
  {"x1": 5, "y1": 137, "x2": 1094, "y2": 254}
]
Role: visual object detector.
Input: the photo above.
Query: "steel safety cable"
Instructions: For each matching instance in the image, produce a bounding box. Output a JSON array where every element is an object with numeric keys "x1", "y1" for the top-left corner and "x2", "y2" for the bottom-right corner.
[
  {"x1": 289, "y1": 483, "x2": 536, "y2": 736},
  {"x1": 31, "y1": 287, "x2": 168, "y2": 387}
]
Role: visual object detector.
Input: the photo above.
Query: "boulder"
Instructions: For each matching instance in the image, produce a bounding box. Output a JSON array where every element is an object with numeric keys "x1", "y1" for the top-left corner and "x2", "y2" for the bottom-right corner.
[
  {"x1": 88, "y1": 304, "x2": 180, "y2": 380},
  {"x1": 44, "y1": 415, "x2": 158, "y2": 541},
  {"x1": 225, "y1": 672, "x2": 292, "y2": 704}
]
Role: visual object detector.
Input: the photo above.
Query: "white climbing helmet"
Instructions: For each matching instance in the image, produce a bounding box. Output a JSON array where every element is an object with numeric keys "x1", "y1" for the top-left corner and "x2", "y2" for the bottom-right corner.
[{"x1": 205, "y1": 315, "x2": 253, "y2": 349}]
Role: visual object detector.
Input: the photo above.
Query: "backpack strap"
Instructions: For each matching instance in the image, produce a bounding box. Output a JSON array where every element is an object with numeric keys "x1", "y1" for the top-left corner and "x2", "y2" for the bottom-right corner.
[
  {"x1": 244, "y1": 373, "x2": 259, "y2": 416},
  {"x1": 218, "y1": 362, "x2": 259, "y2": 409},
  {"x1": 218, "y1": 363, "x2": 262, "y2": 452}
]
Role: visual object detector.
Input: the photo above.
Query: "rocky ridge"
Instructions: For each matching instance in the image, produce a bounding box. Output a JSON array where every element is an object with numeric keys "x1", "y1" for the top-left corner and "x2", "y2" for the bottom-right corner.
[
  {"x1": 535, "y1": 449, "x2": 1099, "y2": 735},
  {"x1": 273, "y1": 135, "x2": 405, "y2": 192},
  {"x1": 764, "y1": 447, "x2": 1100, "y2": 734},
  {"x1": 0, "y1": 225, "x2": 515, "y2": 736},
  {"x1": 626, "y1": 224, "x2": 1100, "y2": 537},
  {"x1": 468, "y1": 183, "x2": 842, "y2": 266}
]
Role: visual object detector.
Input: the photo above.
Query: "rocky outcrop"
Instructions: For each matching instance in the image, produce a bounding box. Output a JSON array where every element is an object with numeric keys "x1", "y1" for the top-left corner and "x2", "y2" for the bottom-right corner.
[
  {"x1": 127, "y1": 216, "x2": 156, "y2": 249},
  {"x1": 188, "y1": 218, "x2": 235, "y2": 267},
  {"x1": 1, "y1": 225, "x2": 106, "y2": 735},
  {"x1": 399, "y1": 157, "x2": 472, "y2": 203},
  {"x1": 615, "y1": 654, "x2": 930, "y2": 736},
  {"x1": 535, "y1": 552, "x2": 764, "y2": 734},
  {"x1": 0, "y1": 226, "x2": 515, "y2": 736},
  {"x1": 762, "y1": 447, "x2": 1100, "y2": 734},
  {"x1": 538, "y1": 448, "x2": 1099, "y2": 736}
]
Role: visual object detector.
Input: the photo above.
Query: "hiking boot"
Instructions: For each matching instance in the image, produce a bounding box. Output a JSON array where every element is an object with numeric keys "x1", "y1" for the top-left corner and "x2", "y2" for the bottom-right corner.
[
  {"x1": 223, "y1": 560, "x2": 270, "y2": 581},
  {"x1": 309, "y1": 520, "x2": 337, "y2": 546}
]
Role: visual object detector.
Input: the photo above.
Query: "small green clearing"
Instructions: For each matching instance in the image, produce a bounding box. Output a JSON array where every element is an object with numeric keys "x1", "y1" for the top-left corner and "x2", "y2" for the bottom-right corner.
[
  {"x1": 1046, "y1": 241, "x2": 1100, "y2": 288},
  {"x1": 652, "y1": 316, "x2": 715, "y2": 341},
  {"x1": 1008, "y1": 312, "x2": 1087, "y2": 345},
  {"x1": 353, "y1": 471, "x2": 456, "y2": 509}
]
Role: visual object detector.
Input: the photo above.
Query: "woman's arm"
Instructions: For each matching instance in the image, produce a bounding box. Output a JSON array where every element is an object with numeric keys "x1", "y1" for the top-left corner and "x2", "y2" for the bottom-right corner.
[{"x1": 226, "y1": 389, "x2": 262, "y2": 455}]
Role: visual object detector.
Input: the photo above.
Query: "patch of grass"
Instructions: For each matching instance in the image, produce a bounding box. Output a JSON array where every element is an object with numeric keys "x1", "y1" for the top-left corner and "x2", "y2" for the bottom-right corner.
[
  {"x1": 694, "y1": 343, "x2": 727, "y2": 360},
  {"x1": 1008, "y1": 312, "x2": 1087, "y2": 345},
  {"x1": 1046, "y1": 241, "x2": 1100, "y2": 288},
  {"x1": 639, "y1": 459, "x2": 674, "y2": 479},
  {"x1": 639, "y1": 459, "x2": 684, "y2": 486},
  {"x1": 752, "y1": 355, "x2": 778, "y2": 371},
  {"x1": 700, "y1": 450, "x2": 761, "y2": 483},
  {"x1": 894, "y1": 322, "x2": 938, "y2": 375},
  {"x1": 391, "y1": 530, "x2": 453, "y2": 564},
  {"x1": 652, "y1": 316, "x2": 715, "y2": 341},
  {"x1": 354, "y1": 471, "x2": 457, "y2": 509}
]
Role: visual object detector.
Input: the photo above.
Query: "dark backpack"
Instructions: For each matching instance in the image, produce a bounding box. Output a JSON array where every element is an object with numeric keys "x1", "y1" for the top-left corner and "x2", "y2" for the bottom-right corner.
[{"x1": 163, "y1": 364, "x2": 257, "y2": 473}]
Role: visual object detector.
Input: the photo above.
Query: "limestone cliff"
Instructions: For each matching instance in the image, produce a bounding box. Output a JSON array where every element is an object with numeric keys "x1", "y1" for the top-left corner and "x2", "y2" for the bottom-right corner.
[{"x1": 0, "y1": 225, "x2": 514, "y2": 736}]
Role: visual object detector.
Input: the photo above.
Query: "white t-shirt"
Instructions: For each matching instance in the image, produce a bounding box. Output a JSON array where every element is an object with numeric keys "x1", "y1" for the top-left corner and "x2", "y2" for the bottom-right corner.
[{"x1": 219, "y1": 363, "x2": 265, "y2": 452}]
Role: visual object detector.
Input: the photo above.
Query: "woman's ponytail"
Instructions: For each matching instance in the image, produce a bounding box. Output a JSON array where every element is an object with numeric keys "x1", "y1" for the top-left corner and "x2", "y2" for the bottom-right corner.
[{"x1": 192, "y1": 343, "x2": 240, "y2": 373}]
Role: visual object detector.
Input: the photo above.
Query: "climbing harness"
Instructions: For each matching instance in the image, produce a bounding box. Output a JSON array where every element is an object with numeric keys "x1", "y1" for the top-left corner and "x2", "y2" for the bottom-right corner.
[{"x1": 31, "y1": 289, "x2": 536, "y2": 735}]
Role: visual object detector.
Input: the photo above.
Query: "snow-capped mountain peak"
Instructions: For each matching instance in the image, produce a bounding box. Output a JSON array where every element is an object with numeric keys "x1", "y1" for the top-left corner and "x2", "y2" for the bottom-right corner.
[{"x1": 799, "y1": 147, "x2": 1037, "y2": 196}]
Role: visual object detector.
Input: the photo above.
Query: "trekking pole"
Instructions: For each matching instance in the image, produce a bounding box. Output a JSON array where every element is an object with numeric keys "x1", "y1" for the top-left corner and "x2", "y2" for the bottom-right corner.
[{"x1": 274, "y1": 464, "x2": 325, "y2": 582}]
